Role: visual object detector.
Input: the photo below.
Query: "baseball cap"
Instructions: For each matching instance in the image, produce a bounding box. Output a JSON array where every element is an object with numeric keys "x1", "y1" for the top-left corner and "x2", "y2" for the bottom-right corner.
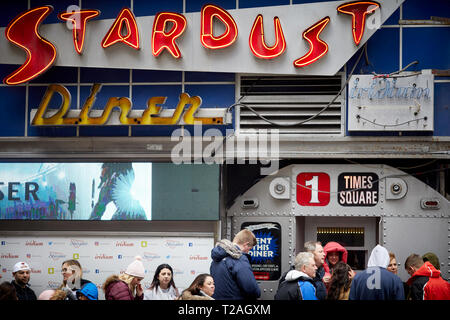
[{"x1": 13, "y1": 261, "x2": 31, "y2": 273}]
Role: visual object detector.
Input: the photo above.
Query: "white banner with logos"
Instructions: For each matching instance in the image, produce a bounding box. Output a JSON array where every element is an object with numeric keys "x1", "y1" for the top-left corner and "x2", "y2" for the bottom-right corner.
[{"x1": 0, "y1": 234, "x2": 213, "y2": 300}]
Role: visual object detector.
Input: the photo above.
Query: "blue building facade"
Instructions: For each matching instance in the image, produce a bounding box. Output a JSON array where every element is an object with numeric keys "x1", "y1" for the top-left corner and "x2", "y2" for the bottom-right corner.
[{"x1": 0, "y1": 1, "x2": 448, "y2": 219}]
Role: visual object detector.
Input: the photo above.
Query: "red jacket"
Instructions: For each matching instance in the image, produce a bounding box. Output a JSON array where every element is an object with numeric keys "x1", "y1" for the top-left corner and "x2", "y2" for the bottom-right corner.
[
  {"x1": 104, "y1": 275, "x2": 143, "y2": 301},
  {"x1": 323, "y1": 242, "x2": 348, "y2": 276},
  {"x1": 406, "y1": 261, "x2": 450, "y2": 300}
]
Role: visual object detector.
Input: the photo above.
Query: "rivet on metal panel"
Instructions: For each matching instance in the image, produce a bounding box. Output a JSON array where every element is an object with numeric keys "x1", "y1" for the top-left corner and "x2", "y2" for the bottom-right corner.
[
  {"x1": 289, "y1": 240, "x2": 292, "y2": 243},
  {"x1": 270, "y1": 289, "x2": 273, "y2": 292},
  {"x1": 263, "y1": 289, "x2": 267, "y2": 292},
  {"x1": 383, "y1": 220, "x2": 387, "y2": 223},
  {"x1": 384, "y1": 241, "x2": 387, "y2": 244},
  {"x1": 289, "y1": 233, "x2": 292, "y2": 236}
]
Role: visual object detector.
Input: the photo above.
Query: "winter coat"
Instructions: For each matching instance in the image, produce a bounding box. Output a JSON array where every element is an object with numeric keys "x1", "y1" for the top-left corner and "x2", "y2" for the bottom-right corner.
[
  {"x1": 349, "y1": 245, "x2": 404, "y2": 300},
  {"x1": 349, "y1": 267, "x2": 405, "y2": 300},
  {"x1": 323, "y1": 242, "x2": 348, "y2": 276},
  {"x1": 278, "y1": 265, "x2": 327, "y2": 300},
  {"x1": 275, "y1": 270, "x2": 318, "y2": 300},
  {"x1": 11, "y1": 280, "x2": 37, "y2": 301},
  {"x1": 179, "y1": 290, "x2": 214, "y2": 300},
  {"x1": 103, "y1": 275, "x2": 143, "y2": 301},
  {"x1": 406, "y1": 261, "x2": 450, "y2": 300},
  {"x1": 210, "y1": 239, "x2": 261, "y2": 300},
  {"x1": 312, "y1": 266, "x2": 327, "y2": 300}
]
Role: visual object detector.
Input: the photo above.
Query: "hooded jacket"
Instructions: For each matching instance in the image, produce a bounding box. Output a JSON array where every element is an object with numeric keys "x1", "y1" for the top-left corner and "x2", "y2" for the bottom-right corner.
[
  {"x1": 275, "y1": 270, "x2": 318, "y2": 300},
  {"x1": 406, "y1": 261, "x2": 450, "y2": 300},
  {"x1": 349, "y1": 245, "x2": 404, "y2": 300},
  {"x1": 323, "y1": 242, "x2": 348, "y2": 276},
  {"x1": 103, "y1": 275, "x2": 143, "y2": 301},
  {"x1": 210, "y1": 239, "x2": 261, "y2": 300}
]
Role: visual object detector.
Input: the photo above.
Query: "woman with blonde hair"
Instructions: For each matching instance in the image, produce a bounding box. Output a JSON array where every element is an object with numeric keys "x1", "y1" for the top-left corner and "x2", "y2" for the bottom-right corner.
[
  {"x1": 103, "y1": 256, "x2": 145, "y2": 300},
  {"x1": 59, "y1": 259, "x2": 97, "y2": 300}
]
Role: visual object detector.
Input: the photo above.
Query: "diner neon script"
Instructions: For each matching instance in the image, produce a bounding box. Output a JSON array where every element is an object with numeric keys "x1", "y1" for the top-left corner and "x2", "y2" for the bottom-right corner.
[
  {"x1": 32, "y1": 84, "x2": 226, "y2": 126},
  {"x1": 3, "y1": 2, "x2": 380, "y2": 85}
]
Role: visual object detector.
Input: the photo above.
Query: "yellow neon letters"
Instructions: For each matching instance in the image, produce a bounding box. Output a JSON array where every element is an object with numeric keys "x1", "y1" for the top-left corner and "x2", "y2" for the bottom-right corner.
[{"x1": 31, "y1": 84, "x2": 224, "y2": 126}]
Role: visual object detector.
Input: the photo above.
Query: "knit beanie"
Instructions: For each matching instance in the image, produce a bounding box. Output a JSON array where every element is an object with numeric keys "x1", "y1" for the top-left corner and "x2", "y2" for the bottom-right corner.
[
  {"x1": 422, "y1": 252, "x2": 440, "y2": 270},
  {"x1": 125, "y1": 256, "x2": 145, "y2": 278},
  {"x1": 38, "y1": 289, "x2": 56, "y2": 300}
]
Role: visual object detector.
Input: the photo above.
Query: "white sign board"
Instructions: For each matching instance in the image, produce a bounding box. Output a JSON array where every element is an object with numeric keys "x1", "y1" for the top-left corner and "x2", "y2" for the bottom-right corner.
[
  {"x1": 0, "y1": 234, "x2": 214, "y2": 300},
  {"x1": 347, "y1": 71, "x2": 434, "y2": 131}
]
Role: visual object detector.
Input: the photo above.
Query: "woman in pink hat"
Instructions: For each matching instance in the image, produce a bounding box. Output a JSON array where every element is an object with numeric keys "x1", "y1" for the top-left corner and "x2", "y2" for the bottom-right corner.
[{"x1": 103, "y1": 256, "x2": 145, "y2": 300}]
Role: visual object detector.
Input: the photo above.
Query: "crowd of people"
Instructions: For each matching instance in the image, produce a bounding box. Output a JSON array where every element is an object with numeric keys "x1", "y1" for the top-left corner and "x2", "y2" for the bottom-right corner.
[{"x1": 1, "y1": 229, "x2": 449, "y2": 301}]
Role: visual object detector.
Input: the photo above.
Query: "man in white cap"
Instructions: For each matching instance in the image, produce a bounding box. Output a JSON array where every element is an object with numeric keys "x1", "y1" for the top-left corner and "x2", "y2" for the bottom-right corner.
[{"x1": 11, "y1": 261, "x2": 37, "y2": 300}]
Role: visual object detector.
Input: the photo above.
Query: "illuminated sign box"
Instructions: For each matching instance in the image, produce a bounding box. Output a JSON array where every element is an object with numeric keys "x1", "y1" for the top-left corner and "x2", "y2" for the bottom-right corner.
[
  {"x1": 348, "y1": 71, "x2": 434, "y2": 131},
  {"x1": 0, "y1": 162, "x2": 219, "y2": 220}
]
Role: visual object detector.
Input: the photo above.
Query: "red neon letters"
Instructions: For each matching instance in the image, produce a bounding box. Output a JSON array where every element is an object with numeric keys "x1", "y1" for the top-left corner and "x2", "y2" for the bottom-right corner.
[
  {"x1": 294, "y1": 17, "x2": 330, "y2": 68},
  {"x1": 3, "y1": 6, "x2": 57, "y2": 85},
  {"x1": 152, "y1": 12, "x2": 187, "y2": 58},
  {"x1": 201, "y1": 4, "x2": 238, "y2": 50},
  {"x1": 3, "y1": 2, "x2": 382, "y2": 85},
  {"x1": 102, "y1": 8, "x2": 140, "y2": 50},
  {"x1": 337, "y1": 1, "x2": 380, "y2": 45},
  {"x1": 58, "y1": 9, "x2": 100, "y2": 54},
  {"x1": 249, "y1": 15, "x2": 286, "y2": 59}
]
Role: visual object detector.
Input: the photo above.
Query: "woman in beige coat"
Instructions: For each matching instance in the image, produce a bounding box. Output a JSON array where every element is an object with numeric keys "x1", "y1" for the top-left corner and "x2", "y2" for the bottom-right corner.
[{"x1": 179, "y1": 274, "x2": 215, "y2": 300}]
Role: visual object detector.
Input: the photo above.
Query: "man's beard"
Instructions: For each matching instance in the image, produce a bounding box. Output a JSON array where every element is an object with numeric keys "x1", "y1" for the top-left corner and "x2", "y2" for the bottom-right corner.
[{"x1": 16, "y1": 277, "x2": 29, "y2": 287}]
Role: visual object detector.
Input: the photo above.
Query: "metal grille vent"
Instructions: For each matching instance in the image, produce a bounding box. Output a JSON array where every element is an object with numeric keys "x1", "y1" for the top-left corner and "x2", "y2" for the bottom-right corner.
[{"x1": 238, "y1": 75, "x2": 344, "y2": 135}]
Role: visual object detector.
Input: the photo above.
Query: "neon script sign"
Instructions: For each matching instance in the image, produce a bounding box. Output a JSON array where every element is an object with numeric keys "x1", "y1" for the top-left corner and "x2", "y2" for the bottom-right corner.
[
  {"x1": 3, "y1": 2, "x2": 381, "y2": 85},
  {"x1": 31, "y1": 84, "x2": 230, "y2": 126}
]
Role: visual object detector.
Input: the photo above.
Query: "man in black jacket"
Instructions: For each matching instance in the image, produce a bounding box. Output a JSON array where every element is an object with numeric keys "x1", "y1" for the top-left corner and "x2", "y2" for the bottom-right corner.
[
  {"x1": 277, "y1": 241, "x2": 327, "y2": 300},
  {"x1": 275, "y1": 252, "x2": 318, "y2": 300},
  {"x1": 11, "y1": 261, "x2": 37, "y2": 300},
  {"x1": 304, "y1": 241, "x2": 327, "y2": 300}
]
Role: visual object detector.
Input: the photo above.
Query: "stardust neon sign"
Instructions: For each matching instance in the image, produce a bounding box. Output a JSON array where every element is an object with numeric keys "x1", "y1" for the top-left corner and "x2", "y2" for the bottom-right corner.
[{"x1": 3, "y1": 1, "x2": 383, "y2": 85}]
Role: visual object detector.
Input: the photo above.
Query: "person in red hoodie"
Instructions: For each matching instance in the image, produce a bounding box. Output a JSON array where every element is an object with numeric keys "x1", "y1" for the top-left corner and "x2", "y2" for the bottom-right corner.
[
  {"x1": 405, "y1": 253, "x2": 450, "y2": 300},
  {"x1": 323, "y1": 242, "x2": 348, "y2": 284}
]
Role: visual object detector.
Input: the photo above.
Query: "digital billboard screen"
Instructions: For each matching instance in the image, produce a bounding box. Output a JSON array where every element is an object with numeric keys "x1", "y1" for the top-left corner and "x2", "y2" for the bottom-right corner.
[{"x1": 0, "y1": 162, "x2": 152, "y2": 220}]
